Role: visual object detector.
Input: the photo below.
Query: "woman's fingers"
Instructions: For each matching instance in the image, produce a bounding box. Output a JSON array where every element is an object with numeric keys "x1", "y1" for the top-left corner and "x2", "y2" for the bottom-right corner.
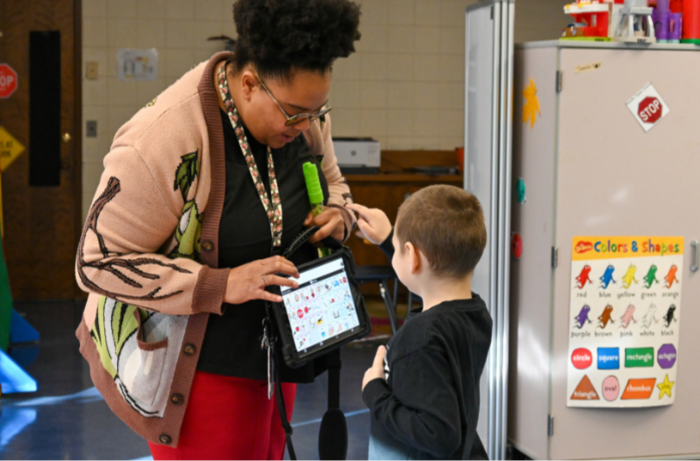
[
  {"x1": 263, "y1": 274, "x2": 299, "y2": 289},
  {"x1": 309, "y1": 218, "x2": 344, "y2": 243},
  {"x1": 307, "y1": 208, "x2": 344, "y2": 243},
  {"x1": 304, "y1": 212, "x2": 314, "y2": 226},
  {"x1": 309, "y1": 224, "x2": 332, "y2": 243},
  {"x1": 224, "y1": 256, "x2": 301, "y2": 305},
  {"x1": 260, "y1": 256, "x2": 299, "y2": 278},
  {"x1": 258, "y1": 289, "x2": 284, "y2": 303}
]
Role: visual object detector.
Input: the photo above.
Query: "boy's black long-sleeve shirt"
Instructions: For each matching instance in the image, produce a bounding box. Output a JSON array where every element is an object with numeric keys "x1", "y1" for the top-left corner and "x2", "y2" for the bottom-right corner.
[{"x1": 362, "y1": 296, "x2": 492, "y2": 460}]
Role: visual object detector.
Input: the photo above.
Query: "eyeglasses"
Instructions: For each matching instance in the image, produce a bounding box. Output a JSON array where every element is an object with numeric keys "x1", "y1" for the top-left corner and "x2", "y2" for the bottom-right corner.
[{"x1": 257, "y1": 77, "x2": 332, "y2": 126}]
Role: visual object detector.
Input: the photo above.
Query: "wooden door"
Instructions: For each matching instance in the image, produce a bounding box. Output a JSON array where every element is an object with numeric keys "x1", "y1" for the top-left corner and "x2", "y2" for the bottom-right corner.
[{"x1": 0, "y1": 0, "x2": 82, "y2": 300}]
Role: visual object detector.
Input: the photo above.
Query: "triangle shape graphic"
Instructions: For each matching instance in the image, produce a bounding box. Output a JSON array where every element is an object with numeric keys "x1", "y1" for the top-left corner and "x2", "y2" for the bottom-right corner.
[{"x1": 571, "y1": 375, "x2": 600, "y2": 400}]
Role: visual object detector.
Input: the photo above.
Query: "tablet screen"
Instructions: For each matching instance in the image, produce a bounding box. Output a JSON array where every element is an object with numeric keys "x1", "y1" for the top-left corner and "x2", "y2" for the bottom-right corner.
[{"x1": 280, "y1": 256, "x2": 361, "y2": 355}]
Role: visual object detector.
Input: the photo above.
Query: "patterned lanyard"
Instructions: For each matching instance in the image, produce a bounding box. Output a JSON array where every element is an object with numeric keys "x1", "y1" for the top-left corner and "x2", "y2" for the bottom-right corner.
[{"x1": 217, "y1": 65, "x2": 283, "y2": 248}]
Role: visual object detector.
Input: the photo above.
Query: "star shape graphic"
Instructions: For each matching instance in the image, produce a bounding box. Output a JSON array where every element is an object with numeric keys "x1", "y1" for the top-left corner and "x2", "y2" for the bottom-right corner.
[{"x1": 657, "y1": 374, "x2": 675, "y2": 399}]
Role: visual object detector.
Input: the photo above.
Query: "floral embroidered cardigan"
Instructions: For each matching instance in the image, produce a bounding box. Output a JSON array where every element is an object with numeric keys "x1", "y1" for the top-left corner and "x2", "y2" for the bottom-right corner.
[{"x1": 75, "y1": 52, "x2": 355, "y2": 447}]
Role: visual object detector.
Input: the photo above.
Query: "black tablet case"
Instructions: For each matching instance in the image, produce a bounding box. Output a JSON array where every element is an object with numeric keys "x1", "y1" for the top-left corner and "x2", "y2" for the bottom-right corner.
[{"x1": 269, "y1": 240, "x2": 371, "y2": 368}]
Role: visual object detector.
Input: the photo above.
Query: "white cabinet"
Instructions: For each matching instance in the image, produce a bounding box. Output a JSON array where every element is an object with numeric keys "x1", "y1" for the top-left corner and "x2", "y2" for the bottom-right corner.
[{"x1": 509, "y1": 41, "x2": 700, "y2": 459}]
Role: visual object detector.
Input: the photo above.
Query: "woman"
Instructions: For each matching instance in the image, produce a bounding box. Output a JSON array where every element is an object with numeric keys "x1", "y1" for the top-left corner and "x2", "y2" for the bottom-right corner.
[{"x1": 75, "y1": 1, "x2": 361, "y2": 459}]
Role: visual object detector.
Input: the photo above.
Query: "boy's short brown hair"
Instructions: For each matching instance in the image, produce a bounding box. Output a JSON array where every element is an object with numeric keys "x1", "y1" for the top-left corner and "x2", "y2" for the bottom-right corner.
[{"x1": 395, "y1": 185, "x2": 486, "y2": 279}]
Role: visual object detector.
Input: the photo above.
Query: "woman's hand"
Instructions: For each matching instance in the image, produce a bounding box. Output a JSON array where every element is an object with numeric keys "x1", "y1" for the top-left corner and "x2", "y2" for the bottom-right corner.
[
  {"x1": 345, "y1": 203, "x2": 392, "y2": 245},
  {"x1": 223, "y1": 256, "x2": 300, "y2": 305},
  {"x1": 362, "y1": 345, "x2": 387, "y2": 390},
  {"x1": 304, "y1": 207, "x2": 345, "y2": 243}
]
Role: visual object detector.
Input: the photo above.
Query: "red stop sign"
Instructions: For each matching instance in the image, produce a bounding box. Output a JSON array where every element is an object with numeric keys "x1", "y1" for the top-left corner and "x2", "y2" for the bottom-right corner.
[
  {"x1": 638, "y1": 96, "x2": 662, "y2": 124},
  {"x1": 0, "y1": 64, "x2": 18, "y2": 99}
]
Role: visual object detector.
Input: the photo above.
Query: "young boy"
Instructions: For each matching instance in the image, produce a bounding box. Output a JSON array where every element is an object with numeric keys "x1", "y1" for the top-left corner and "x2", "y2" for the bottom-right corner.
[{"x1": 346, "y1": 185, "x2": 492, "y2": 460}]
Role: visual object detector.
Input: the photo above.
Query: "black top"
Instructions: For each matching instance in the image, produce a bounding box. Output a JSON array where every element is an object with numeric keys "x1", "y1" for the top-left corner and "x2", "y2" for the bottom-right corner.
[
  {"x1": 197, "y1": 110, "x2": 329, "y2": 382},
  {"x1": 363, "y1": 296, "x2": 493, "y2": 460}
]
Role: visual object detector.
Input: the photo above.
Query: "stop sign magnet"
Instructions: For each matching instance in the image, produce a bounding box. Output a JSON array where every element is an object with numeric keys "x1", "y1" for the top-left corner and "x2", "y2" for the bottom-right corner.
[{"x1": 626, "y1": 82, "x2": 670, "y2": 132}]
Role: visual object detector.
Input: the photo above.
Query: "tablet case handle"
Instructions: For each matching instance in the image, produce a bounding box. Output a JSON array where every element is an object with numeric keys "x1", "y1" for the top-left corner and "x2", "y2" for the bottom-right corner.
[{"x1": 282, "y1": 226, "x2": 342, "y2": 260}]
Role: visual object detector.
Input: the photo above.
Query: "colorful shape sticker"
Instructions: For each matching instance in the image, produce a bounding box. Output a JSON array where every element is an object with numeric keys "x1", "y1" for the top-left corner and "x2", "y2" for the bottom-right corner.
[
  {"x1": 625, "y1": 347, "x2": 654, "y2": 368},
  {"x1": 511, "y1": 233, "x2": 522, "y2": 260},
  {"x1": 571, "y1": 375, "x2": 600, "y2": 400},
  {"x1": 602, "y1": 376, "x2": 620, "y2": 401},
  {"x1": 597, "y1": 347, "x2": 620, "y2": 370},
  {"x1": 621, "y1": 378, "x2": 656, "y2": 400},
  {"x1": 657, "y1": 374, "x2": 675, "y2": 399},
  {"x1": 516, "y1": 178, "x2": 526, "y2": 204},
  {"x1": 571, "y1": 348, "x2": 592, "y2": 369},
  {"x1": 522, "y1": 77, "x2": 541, "y2": 129},
  {"x1": 657, "y1": 344, "x2": 677, "y2": 369}
]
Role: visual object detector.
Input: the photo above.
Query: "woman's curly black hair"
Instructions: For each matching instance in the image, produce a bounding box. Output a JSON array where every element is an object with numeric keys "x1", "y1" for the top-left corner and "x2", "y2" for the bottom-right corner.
[{"x1": 231, "y1": 0, "x2": 361, "y2": 81}]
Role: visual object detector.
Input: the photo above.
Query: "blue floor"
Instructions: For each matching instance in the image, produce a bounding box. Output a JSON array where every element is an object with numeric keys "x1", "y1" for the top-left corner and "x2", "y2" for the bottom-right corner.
[{"x1": 0, "y1": 301, "x2": 379, "y2": 460}]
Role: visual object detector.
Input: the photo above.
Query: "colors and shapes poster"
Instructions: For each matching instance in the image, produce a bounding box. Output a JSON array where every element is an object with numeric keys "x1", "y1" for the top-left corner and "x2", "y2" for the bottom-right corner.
[{"x1": 567, "y1": 236, "x2": 682, "y2": 408}]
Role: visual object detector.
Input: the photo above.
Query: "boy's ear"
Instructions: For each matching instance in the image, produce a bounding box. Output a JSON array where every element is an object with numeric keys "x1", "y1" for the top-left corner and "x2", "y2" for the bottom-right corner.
[{"x1": 405, "y1": 242, "x2": 422, "y2": 275}]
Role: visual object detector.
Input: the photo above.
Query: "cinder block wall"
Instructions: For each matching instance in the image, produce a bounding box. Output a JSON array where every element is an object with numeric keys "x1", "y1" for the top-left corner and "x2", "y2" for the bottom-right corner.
[{"x1": 81, "y1": 0, "x2": 570, "y2": 219}]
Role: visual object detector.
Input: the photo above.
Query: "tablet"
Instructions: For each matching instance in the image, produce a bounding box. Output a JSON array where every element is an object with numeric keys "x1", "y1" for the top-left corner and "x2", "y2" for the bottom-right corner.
[{"x1": 272, "y1": 251, "x2": 371, "y2": 367}]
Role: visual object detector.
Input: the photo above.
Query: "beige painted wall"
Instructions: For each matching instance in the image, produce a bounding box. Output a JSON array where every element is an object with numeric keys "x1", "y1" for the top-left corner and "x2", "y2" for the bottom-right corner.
[{"x1": 81, "y1": 0, "x2": 570, "y2": 219}]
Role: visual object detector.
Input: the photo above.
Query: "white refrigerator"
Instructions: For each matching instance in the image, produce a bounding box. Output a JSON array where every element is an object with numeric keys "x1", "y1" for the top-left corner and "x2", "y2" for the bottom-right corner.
[{"x1": 508, "y1": 41, "x2": 700, "y2": 459}]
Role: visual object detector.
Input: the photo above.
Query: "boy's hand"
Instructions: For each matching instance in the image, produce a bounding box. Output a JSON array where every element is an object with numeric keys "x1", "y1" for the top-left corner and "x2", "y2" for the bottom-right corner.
[
  {"x1": 346, "y1": 203, "x2": 392, "y2": 245},
  {"x1": 362, "y1": 345, "x2": 387, "y2": 390}
]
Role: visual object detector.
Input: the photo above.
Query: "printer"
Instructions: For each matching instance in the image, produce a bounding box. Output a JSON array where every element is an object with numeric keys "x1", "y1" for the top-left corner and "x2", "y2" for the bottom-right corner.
[{"x1": 332, "y1": 138, "x2": 381, "y2": 174}]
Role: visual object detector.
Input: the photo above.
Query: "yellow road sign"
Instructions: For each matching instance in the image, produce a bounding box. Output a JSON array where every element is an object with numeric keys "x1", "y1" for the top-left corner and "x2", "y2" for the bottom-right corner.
[{"x1": 0, "y1": 126, "x2": 25, "y2": 172}]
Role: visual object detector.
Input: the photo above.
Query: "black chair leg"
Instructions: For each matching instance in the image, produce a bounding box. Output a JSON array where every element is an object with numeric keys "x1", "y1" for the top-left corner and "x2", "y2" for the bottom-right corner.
[{"x1": 378, "y1": 280, "x2": 398, "y2": 334}]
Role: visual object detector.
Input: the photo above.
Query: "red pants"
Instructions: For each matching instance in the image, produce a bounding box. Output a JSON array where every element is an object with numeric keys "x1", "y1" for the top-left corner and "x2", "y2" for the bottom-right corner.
[{"x1": 149, "y1": 371, "x2": 296, "y2": 460}]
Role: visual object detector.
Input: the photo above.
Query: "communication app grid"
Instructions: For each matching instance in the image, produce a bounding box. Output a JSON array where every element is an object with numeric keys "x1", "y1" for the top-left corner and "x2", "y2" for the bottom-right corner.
[{"x1": 280, "y1": 258, "x2": 360, "y2": 352}]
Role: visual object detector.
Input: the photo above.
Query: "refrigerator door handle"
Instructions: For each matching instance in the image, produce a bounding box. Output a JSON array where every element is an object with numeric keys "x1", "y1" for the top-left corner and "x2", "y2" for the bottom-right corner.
[{"x1": 691, "y1": 241, "x2": 699, "y2": 273}]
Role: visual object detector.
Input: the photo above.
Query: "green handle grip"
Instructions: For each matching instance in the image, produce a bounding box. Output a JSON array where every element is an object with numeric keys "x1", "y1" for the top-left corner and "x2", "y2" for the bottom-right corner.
[{"x1": 303, "y1": 162, "x2": 324, "y2": 214}]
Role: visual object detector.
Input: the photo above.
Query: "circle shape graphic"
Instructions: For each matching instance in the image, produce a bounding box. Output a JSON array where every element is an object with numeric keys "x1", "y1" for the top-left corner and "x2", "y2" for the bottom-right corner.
[{"x1": 571, "y1": 348, "x2": 592, "y2": 369}]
